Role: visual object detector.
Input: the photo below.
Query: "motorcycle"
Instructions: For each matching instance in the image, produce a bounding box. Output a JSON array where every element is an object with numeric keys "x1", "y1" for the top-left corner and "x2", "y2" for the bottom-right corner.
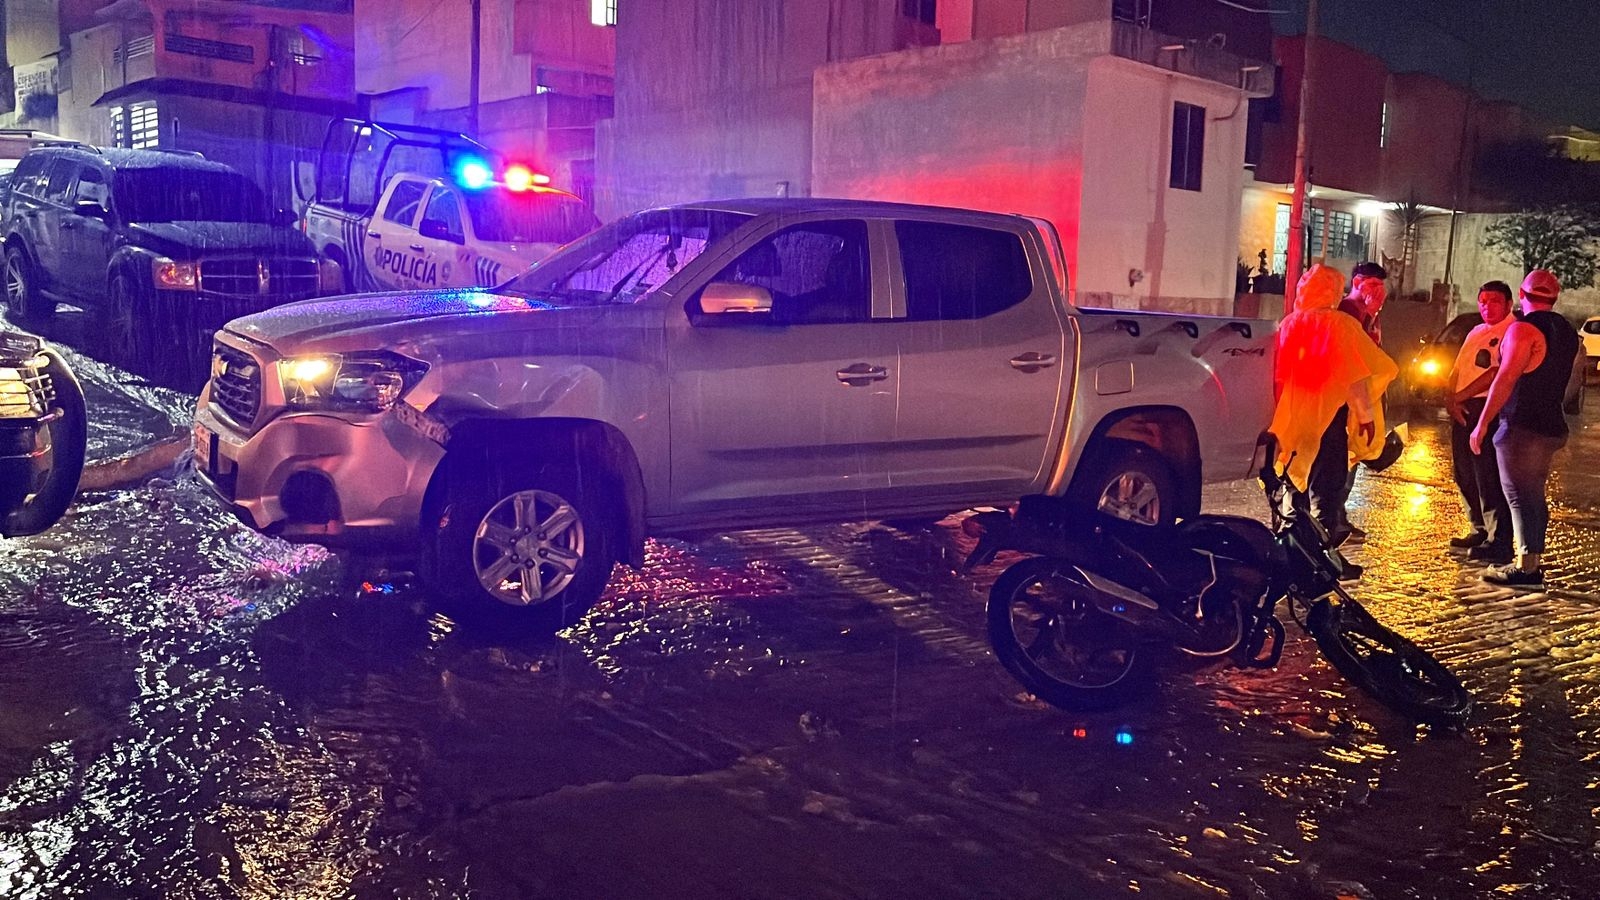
[
  {"x1": 963, "y1": 438, "x2": 1472, "y2": 728},
  {"x1": 0, "y1": 331, "x2": 86, "y2": 537}
]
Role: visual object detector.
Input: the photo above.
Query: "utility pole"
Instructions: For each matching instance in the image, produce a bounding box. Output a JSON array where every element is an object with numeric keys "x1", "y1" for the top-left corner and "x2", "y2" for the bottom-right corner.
[
  {"x1": 468, "y1": 0, "x2": 481, "y2": 137},
  {"x1": 1284, "y1": 0, "x2": 1318, "y2": 309}
]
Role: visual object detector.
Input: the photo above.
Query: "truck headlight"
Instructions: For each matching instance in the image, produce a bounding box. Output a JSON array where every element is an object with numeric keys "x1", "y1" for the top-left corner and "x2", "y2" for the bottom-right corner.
[
  {"x1": 152, "y1": 257, "x2": 199, "y2": 291},
  {"x1": 318, "y1": 257, "x2": 344, "y2": 294},
  {"x1": 280, "y1": 351, "x2": 428, "y2": 412}
]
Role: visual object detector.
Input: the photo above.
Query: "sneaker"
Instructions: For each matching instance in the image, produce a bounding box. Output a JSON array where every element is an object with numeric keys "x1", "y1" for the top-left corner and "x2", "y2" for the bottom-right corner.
[
  {"x1": 1481, "y1": 563, "x2": 1544, "y2": 588},
  {"x1": 1450, "y1": 532, "x2": 1487, "y2": 550},
  {"x1": 1468, "y1": 544, "x2": 1513, "y2": 564}
]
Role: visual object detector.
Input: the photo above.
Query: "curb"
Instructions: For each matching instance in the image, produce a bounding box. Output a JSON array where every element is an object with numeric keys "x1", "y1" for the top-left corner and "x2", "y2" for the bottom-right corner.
[{"x1": 79, "y1": 433, "x2": 190, "y2": 492}]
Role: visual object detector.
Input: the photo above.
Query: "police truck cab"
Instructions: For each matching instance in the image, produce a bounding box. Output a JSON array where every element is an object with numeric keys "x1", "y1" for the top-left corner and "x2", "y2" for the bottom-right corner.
[
  {"x1": 364, "y1": 167, "x2": 596, "y2": 292},
  {"x1": 299, "y1": 119, "x2": 598, "y2": 294}
]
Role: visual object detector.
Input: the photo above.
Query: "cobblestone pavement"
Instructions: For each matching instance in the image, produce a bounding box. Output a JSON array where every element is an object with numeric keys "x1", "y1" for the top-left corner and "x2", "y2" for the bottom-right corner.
[{"x1": 1, "y1": 335, "x2": 1599, "y2": 898}]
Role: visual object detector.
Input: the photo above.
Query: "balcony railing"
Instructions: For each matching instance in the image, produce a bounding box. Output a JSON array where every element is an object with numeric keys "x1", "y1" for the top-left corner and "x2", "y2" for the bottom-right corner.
[{"x1": 1110, "y1": 20, "x2": 1274, "y2": 97}]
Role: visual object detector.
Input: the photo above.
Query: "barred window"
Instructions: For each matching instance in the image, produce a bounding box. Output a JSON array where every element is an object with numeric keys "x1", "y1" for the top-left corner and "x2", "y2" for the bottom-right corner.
[{"x1": 111, "y1": 101, "x2": 160, "y2": 149}]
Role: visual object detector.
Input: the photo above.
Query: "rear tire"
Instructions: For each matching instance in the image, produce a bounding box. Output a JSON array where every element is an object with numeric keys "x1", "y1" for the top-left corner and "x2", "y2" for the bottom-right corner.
[
  {"x1": 1305, "y1": 593, "x2": 1472, "y2": 728},
  {"x1": 422, "y1": 449, "x2": 619, "y2": 635},
  {"x1": 1068, "y1": 438, "x2": 1180, "y2": 527},
  {"x1": 4, "y1": 245, "x2": 54, "y2": 322},
  {"x1": 986, "y1": 557, "x2": 1154, "y2": 711}
]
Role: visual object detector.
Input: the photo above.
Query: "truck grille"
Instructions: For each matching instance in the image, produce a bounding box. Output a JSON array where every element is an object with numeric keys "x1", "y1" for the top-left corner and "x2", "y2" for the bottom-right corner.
[
  {"x1": 0, "y1": 361, "x2": 54, "y2": 420},
  {"x1": 210, "y1": 343, "x2": 262, "y2": 426},
  {"x1": 199, "y1": 257, "x2": 320, "y2": 300}
]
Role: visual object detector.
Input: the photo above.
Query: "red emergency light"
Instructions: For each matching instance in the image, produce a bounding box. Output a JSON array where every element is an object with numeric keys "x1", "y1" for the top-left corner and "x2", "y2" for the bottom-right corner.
[{"x1": 503, "y1": 165, "x2": 553, "y2": 192}]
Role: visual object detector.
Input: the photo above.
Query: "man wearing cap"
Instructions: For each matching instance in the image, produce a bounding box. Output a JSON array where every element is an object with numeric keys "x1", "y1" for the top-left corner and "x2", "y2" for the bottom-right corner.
[
  {"x1": 1446, "y1": 281, "x2": 1515, "y2": 563},
  {"x1": 1470, "y1": 269, "x2": 1582, "y2": 588}
]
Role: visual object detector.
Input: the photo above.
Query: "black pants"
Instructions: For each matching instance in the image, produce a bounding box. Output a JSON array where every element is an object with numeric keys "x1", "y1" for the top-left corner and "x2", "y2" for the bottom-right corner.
[
  {"x1": 1307, "y1": 405, "x2": 1352, "y2": 534},
  {"x1": 1449, "y1": 397, "x2": 1510, "y2": 549}
]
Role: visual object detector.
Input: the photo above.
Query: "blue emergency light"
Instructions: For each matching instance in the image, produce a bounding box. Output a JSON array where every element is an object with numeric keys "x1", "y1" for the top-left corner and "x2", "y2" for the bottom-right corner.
[{"x1": 455, "y1": 158, "x2": 493, "y2": 190}]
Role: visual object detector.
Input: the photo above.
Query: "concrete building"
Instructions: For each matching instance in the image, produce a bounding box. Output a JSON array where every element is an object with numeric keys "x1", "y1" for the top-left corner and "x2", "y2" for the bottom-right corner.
[
  {"x1": 599, "y1": 0, "x2": 1274, "y2": 315},
  {"x1": 355, "y1": 0, "x2": 614, "y2": 200}
]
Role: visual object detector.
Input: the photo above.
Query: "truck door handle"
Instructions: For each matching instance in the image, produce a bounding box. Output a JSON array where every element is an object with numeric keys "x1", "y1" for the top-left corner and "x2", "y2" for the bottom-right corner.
[
  {"x1": 1010, "y1": 352, "x2": 1057, "y2": 372},
  {"x1": 366, "y1": 230, "x2": 381, "y2": 238},
  {"x1": 836, "y1": 362, "x2": 888, "y2": 386},
  {"x1": 408, "y1": 243, "x2": 425, "y2": 252}
]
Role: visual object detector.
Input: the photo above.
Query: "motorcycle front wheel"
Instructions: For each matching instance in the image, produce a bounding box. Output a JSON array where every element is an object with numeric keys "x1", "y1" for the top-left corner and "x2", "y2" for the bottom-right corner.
[
  {"x1": 1305, "y1": 591, "x2": 1472, "y2": 729},
  {"x1": 986, "y1": 557, "x2": 1153, "y2": 712}
]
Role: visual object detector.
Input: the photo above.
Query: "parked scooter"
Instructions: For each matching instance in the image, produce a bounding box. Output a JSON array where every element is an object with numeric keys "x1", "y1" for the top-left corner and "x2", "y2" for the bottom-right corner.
[
  {"x1": 964, "y1": 437, "x2": 1472, "y2": 728},
  {"x1": 0, "y1": 331, "x2": 86, "y2": 536}
]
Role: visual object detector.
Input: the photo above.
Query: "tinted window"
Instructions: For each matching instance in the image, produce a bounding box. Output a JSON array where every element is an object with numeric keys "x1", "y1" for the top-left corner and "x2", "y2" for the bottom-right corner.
[
  {"x1": 1171, "y1": 101, "x2": 1205, "y2": 192},
  {"x1": 114, "y1": 169, "x2": 270, "y2": 223},
  {"x1": 11, "y1": 154, "x2": 50, "y2": 197},
  {"x1": 896, "y1": 221, "x2": 1033, "y2": 320},
  {"x1": 382, "y1": 180, "x2": 428, "y2": 226},
  {"x1": 422, "y1": 189, "x2": 464, "y2": 242},
  {"x1": 1583, "y1": 319, "x2": 1600, "y2": 335},
  {"x1": 74, "y1": 167, "x2": 109, "y2": 206},
  {"x1": 464, "y1": 189, "x2": 599, "y2": 244},
  {"x1": 43, "y1": 161, "x2": 77, "y2": 203},
  {"x1": 697, "y1": 220, "x2": 871, "y2": 325}
]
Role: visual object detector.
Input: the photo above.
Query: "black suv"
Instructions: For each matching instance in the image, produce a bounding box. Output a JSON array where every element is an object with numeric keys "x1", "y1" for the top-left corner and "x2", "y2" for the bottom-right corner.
[{"x1": 2, "y1": 146, "x2": 334, "y2": 377}]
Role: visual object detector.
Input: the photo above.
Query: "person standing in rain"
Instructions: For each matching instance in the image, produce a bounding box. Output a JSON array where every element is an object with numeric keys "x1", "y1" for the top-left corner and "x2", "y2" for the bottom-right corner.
[
  {"x1": 1340, "y1": 261, "x2": 1389, "y2": 345},
  {"x1": 1470, "y1": 269, "x2": 1581, "y2": 588},
  {"x1": 1445, "y1": 281, "x2": 1515, "y2": 563},
  {"x1": 1270, "y1": 264, "x2": 1398, "y2": 566}
]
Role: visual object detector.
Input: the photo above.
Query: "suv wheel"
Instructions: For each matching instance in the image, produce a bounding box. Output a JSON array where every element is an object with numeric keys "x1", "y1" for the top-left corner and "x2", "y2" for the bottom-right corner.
[
  {"x1": 106, "y1": 273, "x2": 146, "y2": 369},
  {"x1": 424, "y1": 452, "x2": 618, "y2": 633},
  {"x1": 4, "y1": 246, "x2": 54, "y2": 321}
]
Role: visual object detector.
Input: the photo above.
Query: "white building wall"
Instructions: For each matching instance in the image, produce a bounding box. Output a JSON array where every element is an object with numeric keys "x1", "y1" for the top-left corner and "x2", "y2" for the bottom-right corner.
[
  {"x1": 1076, "y1": 56, "x2": 1246, "y2": 313},
  {"x1": 356, "y1": 0, "x2": 530, "y2": 111}
]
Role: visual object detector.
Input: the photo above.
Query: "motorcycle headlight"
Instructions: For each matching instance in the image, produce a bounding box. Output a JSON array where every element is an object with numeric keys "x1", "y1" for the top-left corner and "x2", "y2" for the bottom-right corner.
[{"x1": 279, "y1": 351, "x2": 428, "y2": 412}]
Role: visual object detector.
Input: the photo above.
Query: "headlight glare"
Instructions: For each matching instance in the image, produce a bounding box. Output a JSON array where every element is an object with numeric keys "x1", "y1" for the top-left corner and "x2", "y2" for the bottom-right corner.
[
  {"x1": 152, "y1": 257, "x2": 199, "y2": 290},
  {"x1": 280, "y1": 352, "x2": 426, "y2": 412}
]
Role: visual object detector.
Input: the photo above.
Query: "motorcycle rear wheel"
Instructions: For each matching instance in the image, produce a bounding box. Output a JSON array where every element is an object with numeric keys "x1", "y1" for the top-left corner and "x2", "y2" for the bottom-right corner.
[
  {"x1": 986, "y1": 557, "x2": 1153, "y2": 711},
  {"x1": 1305, "y1": 591, "x2": 1472, "y2": 729}
]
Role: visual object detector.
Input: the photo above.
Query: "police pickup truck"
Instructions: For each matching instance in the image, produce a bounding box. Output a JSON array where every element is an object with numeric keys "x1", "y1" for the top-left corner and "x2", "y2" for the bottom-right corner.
[
  {"x1": 195, "y1": 199, "x2": 1277, "y2": 633},
  {"x1": 300, "y1": 119, "x2": 597, "y2": 293}
]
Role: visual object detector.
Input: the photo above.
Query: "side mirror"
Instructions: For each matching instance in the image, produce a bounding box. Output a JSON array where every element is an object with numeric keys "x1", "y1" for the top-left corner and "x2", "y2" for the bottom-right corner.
[
  {"x1": 699, "y1": 282, "x2": 773, "y2": 315},
  {"x1": 419, "y1": 218, "x2": 462, "y2": 243},
  {"x1": 74, "y1": 200, "x2": 106, "y2": 219}
]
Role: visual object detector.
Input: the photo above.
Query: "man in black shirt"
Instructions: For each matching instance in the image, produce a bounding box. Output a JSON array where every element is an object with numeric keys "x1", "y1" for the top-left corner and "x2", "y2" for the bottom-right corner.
[{"x1": 1470, "y1": 269, "x2": 1582, "y2": 588}]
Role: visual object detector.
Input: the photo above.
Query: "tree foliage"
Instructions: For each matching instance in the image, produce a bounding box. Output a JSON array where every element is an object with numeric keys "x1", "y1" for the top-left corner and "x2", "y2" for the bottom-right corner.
[{"x1": 1482, "y1": 206, "x2": 1600, "y2": 291}]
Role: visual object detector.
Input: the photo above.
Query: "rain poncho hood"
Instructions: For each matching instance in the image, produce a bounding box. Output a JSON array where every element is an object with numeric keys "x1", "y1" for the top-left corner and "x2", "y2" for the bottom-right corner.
[{"x1": 1270, "y1": 265, "x2": 1399, "y2": 490}]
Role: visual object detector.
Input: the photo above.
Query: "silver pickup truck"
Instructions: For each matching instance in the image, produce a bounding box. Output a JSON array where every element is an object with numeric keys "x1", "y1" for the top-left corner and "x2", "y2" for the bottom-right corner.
[{"x1": 193, "y1": 199, "x2": 1275, "y2": 630}]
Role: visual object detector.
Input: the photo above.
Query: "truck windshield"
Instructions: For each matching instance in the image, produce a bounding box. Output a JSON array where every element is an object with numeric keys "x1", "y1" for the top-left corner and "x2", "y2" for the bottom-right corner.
[
  {"x1": 115, "y1": 170, "x2": 271, "y2": 223},
  {"x1": 499, "y1": 208, "x2": 752, "y2": 305},
  {"x1": 465, "y1": 189, "x2": 600, "y2": 244}
]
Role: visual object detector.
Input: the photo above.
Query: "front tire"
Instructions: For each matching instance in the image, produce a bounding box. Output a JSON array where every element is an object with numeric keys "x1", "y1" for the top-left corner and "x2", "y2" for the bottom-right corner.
[
  {"x1": 1305, "y1": 592, "x2": 1472, "y2": 728},
  {"x1": 424, "y1": 451, "x2": 618, "y2": 634},
  {"x1": 4, "y1": 246, "x2": 54, "y2": 322},
  {"x1": 986, "y1": 557, "x2": 1153, "y2": 711}
]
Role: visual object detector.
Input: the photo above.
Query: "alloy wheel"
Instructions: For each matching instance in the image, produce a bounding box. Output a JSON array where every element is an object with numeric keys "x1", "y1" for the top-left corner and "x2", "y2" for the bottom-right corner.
[
  {"x1": 1097, "y1": 472, "x2": 1162, "y2": 526},
  {"x1": 4, "y1": 255, "x2": 25, "y2": 312},
  {"x1": 472, "y1": 488, "x2": 586, "y2": 605}
]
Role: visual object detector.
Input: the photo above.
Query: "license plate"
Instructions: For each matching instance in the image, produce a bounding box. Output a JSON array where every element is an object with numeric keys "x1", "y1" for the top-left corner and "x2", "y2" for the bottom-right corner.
[{"x1": 192, "y1": 421, "x2": 214, "y2": 473}]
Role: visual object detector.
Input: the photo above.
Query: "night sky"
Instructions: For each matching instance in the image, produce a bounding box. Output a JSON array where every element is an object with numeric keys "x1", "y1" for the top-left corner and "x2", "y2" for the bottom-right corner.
[{"x1": 1272, "y1": 0, "x2": 1600, "y2": 129}]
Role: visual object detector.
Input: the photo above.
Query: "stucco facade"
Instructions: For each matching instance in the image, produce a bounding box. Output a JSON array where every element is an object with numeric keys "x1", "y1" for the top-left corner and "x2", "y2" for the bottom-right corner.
[{"x1": 812, "y1": 22, "x2": 1256, "y2": 313}]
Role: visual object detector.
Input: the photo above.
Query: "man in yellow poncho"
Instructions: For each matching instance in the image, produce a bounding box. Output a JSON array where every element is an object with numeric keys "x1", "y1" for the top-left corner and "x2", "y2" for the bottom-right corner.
[{"x1": 1271, "y1": 264, "x2": 1399, "y2": 543}]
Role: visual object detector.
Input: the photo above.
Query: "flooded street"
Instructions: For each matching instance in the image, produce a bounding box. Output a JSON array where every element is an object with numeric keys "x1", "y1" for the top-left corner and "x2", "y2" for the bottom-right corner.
[{"x1": 4, "y1": 322, "x2": 1600, "y2": 898}]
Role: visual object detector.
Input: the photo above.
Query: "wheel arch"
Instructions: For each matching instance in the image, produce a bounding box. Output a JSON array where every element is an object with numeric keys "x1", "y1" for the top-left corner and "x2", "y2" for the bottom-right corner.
[
  {"x1": 1070, "y1": 405, "x2": 1202, "y2": 519},
  {"x1": 422, "y1": 416, "x2": 648, "y2": 568}
]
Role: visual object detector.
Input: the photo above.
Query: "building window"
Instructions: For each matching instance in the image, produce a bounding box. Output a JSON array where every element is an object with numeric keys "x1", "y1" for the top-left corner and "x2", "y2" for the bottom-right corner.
[
  {"x1": 111, "y1": 101, "x2": 160, "y2": 149},
  {"x1": 1379, "y1": 100, "x2": 1390, "y2": 148},
  {"x1": 1170, "y1": 102, "x2": 1205, "y2": 192},
  {"x1": 901, "y1": 0, "x2": 937, "y2": 26},
  {"x1": 1307, "y1": 208, "x2": 1361, "y2": 259},
  {"x1": 591, "y1": 0, "x2": 616, "y2": 27}
]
